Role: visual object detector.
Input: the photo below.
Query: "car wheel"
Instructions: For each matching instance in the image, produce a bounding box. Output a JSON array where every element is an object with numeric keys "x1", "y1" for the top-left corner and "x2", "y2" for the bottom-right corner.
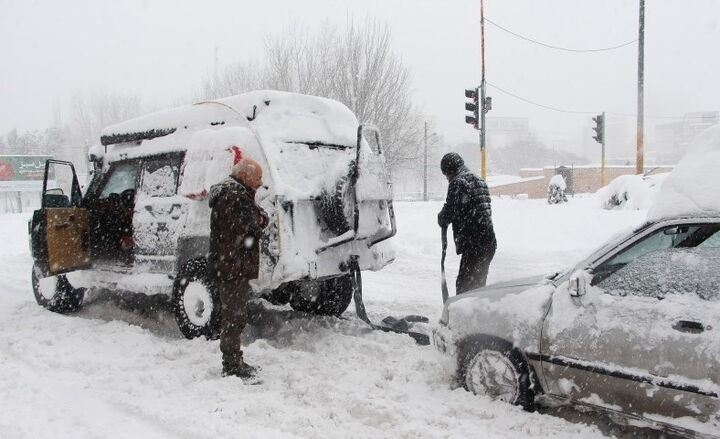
[
  {"x1": 172, "y1": 259, "x2": 220, "y2": 340},
  {"x1": 289, "y1": 274, "x2": 355, "y2": 317},
  {"x1": 31, "y1": 264, "x2": 84, "y2": 313},
  {"x1": 458, "y1": 337, "x2": 534, "y2": 410}
]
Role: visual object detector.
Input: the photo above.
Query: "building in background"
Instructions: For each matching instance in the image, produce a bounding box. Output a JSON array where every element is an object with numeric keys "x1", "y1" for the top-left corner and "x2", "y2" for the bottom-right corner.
[
  {"x1": 490, "y1": 165, "x2": 673, "y2": 199},
  {"x1": 652, "y1": 111, "x2": 719, "y2": 164}
]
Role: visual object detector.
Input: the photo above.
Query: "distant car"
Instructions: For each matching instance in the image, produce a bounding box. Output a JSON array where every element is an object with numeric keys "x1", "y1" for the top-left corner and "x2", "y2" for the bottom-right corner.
[
  {"x1": 598, "y1": 172, "x2": 668, "y2": 210},
  {"x1": 434, "y1": 214, "x2": 720, "y2": 438}
]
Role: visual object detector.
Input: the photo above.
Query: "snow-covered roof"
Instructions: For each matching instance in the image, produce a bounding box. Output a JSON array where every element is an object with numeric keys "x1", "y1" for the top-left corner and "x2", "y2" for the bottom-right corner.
[
  {"x1": 648, "y1": 124, "x2": 720, "y2": 221},
  {"x1": 101, "y1": 90, "x2": 359, "y2": 148}
]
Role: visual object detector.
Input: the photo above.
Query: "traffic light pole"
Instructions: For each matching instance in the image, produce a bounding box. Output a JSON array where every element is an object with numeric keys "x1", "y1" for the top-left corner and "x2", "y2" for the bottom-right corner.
[
  {"x1": 600, "y1": 111, "x2": 606, "y2": 187},
  {"x1": 480, "y1": 0, "x2": 487, "y2": 180}
]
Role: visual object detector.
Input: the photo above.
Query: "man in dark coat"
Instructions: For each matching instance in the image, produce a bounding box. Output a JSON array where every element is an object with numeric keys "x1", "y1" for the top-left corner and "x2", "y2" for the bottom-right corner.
[
  {"x1": 438, "y1": 152, "x2": 497, "y2": 294},
  {"x1": 208, "y1": 157, "x2": 268, "y2": 379}
]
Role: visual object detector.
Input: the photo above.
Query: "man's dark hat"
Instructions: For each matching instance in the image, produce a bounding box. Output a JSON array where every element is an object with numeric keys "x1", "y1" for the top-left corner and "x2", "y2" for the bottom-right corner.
[{"x1": 440, "y1": 152, "x2": 464, "y2": 176}]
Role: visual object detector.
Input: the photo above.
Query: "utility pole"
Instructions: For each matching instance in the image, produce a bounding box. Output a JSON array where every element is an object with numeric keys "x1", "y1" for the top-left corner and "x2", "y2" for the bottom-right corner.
[
  {"x1": 636, "y1": 0, "x2": 645, "y2": 175},
  {"x1": 423, "y1": 121, "x2": 428, "y2": 201},
  {"x1": 480, "y1": 0, "x2": 487, "y2": 179}
]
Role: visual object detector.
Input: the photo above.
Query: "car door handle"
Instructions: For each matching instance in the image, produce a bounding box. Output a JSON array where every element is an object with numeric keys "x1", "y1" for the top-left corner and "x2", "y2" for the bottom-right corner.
[{"x1": 672, "y1": 320, "x2": 706, "y2": 334}]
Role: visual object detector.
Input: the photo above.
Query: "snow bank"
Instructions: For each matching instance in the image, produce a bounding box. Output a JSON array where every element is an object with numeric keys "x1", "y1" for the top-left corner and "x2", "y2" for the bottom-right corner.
[
  {"x1": 1, "y1": 200, "x2": 652, "y2": 439},
  {"x1": 597, "y1": 173, "x2": 668, "y2": 210},
  {"x1": 649, "y1": 124, "x2": 720, "y2": 220}
]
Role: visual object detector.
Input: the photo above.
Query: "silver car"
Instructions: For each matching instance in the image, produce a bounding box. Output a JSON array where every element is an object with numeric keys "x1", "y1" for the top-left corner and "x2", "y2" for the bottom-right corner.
[{"x1": 434, "y1": 214, "x2": 720, "y2": 438}]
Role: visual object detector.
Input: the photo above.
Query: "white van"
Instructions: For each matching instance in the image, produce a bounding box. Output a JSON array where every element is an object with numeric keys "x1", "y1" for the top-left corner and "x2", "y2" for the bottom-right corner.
[{"x1": 29, "y1": 90, "x2": 396, "y2": 339}]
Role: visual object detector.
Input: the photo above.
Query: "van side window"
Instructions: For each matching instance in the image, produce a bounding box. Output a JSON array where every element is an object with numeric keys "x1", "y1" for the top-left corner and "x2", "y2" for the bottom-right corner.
[
  {"x1": 99, "y1": 162, "x2": 140, "y2": 199},
  {"x1": 141, "y1": 154, "x2": 183, "y2": 197}
]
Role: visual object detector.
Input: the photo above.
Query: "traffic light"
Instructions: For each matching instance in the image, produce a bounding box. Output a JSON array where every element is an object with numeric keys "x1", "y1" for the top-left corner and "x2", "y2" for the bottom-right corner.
[
  {"x1": 465, "y1": 88, "x2": 479, "y2": 129},
  {"x1": 592, "y1": 113, "x2": 605, "y2": 144}
]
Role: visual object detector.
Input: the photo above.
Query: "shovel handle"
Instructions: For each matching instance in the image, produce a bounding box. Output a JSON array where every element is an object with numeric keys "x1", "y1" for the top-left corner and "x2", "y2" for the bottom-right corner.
[{"x1": 441, "y1": 226, "x2": 449, "y2": 304}]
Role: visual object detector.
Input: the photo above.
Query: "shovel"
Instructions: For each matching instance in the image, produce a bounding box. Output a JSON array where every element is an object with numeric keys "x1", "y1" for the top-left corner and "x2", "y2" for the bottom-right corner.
[{"x1": 441, "y1": 226, "x2": 449, "y2": 304}]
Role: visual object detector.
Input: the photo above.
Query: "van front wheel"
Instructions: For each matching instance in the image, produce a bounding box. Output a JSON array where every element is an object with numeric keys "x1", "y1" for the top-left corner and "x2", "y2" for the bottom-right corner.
[
  {"x1": 31, "y1": 264, "x2": 84, "y2": 313},
  {"x1": 173, "y1": 259, "x2": 220, "y2": 340}
]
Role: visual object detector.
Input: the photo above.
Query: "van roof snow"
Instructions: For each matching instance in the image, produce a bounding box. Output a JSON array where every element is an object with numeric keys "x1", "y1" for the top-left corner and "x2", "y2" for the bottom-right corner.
[{"x1": 100, "y1": 90, "x2": 359, "y2": 148}]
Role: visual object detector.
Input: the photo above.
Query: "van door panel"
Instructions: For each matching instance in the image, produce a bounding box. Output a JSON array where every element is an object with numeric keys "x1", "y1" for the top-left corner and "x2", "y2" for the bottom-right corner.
[
  {"x1": 30, "y1": 160, "x2": 90, "y2": 275},
  {"x1": 46, "y1": 207, "x2": 90, "y2": 274}
]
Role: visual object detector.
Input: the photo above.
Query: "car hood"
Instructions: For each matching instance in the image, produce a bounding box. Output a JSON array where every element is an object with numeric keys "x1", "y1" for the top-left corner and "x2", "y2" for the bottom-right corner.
[
  {"x1": 483, "y1": 274, "x2": 548, "y2": 290},
  {"x1": 441, "y1": 274, "x2": 548, "y2": 322}
]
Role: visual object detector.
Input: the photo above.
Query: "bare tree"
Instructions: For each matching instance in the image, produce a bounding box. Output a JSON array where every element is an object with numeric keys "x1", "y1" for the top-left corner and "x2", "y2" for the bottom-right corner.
[
  {"x1": 68, "y1": 90, "x2": 141, "y2": 147},
  {"x1": 199, "y1": 61, "x2": 264, "y2": 101},
  {"x1": 198, "y1": 18, "x2": 427, "y2": 173},
  {"x1": 55, "y1": 91, "x2": 143, "y2": 170}
]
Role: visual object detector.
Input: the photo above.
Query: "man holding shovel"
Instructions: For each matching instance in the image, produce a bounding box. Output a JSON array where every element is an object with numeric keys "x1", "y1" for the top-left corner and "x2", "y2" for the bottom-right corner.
[{"x1": 438, "y1": 152, "x2": 496, "y2": 295}]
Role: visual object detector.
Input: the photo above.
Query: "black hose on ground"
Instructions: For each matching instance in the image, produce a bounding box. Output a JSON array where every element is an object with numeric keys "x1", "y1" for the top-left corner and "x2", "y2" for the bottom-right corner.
[{"x1": 350, "y1": 257, "x2": 430, "y2": 346}]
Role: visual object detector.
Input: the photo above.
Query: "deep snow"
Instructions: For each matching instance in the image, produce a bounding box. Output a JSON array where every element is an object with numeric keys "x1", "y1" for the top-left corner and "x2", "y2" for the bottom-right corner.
[{"x1": 0, "y1": 196, "x2": 651, "y2": 439}]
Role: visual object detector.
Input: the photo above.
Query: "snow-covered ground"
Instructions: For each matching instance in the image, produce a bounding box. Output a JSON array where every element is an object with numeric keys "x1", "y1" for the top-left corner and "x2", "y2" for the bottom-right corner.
[{"x1": 0, "y1": 196, "x2": 652, "y2": 439}]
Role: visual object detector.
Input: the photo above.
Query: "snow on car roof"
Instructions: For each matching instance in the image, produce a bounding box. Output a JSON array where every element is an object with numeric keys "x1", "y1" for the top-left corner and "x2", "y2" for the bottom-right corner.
[
  {"x1": 648, "y1": 124, "x2": 720, "y2": 221},
  {"x1": 100, "y1": 90, "x2": 358, "y2": 148}
]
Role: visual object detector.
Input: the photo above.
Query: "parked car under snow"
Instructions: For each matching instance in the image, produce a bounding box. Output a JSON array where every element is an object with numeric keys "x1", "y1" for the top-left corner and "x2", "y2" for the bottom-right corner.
[
  {"x1": 598, "y1": 172, "x2": 668, "y2": 210},
  {"x1": 434, "y1": 125, "x2": 720, "y2": 438},
  {"x1": 28, "y1": 90, "x2": 396, "y2": 339}
]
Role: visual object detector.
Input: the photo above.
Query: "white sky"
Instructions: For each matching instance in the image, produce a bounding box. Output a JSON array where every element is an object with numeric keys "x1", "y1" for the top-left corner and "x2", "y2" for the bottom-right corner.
[{"x1": 1, "y1": 0, "x2": 719, "y2": 154}]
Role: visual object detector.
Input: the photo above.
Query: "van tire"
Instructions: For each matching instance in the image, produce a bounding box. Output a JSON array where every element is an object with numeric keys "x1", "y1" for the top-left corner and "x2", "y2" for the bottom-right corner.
[
  {"x1": 173, "y1": 259, "x2": 221, "y2": 340},
  {"x1": 289, "y1": 274, "x2": 355, "y2": 317},
  {"x1": 317, "y1": 175, "x2": 354, "y2": 236},
  {"x1": 31, "y1": 264, "x2": 85, "y2": 313}
]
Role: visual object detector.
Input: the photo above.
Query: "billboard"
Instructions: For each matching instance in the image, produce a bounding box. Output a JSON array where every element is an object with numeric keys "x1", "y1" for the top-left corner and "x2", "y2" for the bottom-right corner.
[{"x1": 0, "y1": 155, "x2": 53, "y2": 192}]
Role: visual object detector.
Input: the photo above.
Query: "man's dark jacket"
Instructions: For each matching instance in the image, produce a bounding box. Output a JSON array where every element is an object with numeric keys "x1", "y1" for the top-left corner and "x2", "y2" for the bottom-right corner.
[
  {"x1": 208, "y1": 177, "x2": 267, "y2": 281},
  {"x1": 438, "y1": 166, "x2": 495, "y2": 255}
]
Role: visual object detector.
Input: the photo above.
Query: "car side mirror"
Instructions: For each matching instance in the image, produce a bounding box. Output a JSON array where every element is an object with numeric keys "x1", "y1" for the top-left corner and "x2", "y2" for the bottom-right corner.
[{"x1": 568, "y1": 270, "x2": 589, "y2": 297}]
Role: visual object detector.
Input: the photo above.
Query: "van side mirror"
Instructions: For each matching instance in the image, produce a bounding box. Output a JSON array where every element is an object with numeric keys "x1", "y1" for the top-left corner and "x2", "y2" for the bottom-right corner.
[{"x1": 568, "y1": 270, "x2": 589, "y2": 297}]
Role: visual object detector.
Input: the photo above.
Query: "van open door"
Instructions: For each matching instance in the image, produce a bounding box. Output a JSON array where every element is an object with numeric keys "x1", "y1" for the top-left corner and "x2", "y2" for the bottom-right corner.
[{"x1": 30, "y1": 160, "x2": 90, "y2": 275}]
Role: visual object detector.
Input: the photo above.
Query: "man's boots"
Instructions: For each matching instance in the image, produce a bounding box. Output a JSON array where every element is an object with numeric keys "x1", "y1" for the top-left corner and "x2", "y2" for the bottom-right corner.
[{"x1": 222, "y1": 357, "x2": 260, "y2": 380}]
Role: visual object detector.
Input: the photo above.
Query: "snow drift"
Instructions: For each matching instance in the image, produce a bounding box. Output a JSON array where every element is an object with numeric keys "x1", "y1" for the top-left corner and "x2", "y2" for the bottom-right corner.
[
  {"x1": 597, "y1": 173, "x2": 668, "y2": 211},
  {"x1": 649, "y1": 124, "x2": 720, "y2": 221}
]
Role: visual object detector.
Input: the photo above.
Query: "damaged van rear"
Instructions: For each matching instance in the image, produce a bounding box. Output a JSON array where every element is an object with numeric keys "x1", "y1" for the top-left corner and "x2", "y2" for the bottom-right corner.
[{"x1": 28, "y1": 90, "x2": 396, "y2": 338}]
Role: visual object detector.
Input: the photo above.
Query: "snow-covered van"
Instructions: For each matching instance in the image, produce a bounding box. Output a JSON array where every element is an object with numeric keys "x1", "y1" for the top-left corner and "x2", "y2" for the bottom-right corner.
[{"x1": 29, "y1": 90, "x2": 396, "y2": 339}]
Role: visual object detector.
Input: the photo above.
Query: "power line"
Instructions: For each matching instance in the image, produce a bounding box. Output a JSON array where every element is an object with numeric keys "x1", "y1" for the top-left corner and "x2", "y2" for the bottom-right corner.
[
  {"x1": 486, "y1": 81, "x2": 597, "y2": 114},
  {"x1": 484, "y1": 17, "x2": 638, "y2": 53},
  {"x1": 486, "y1": 81, "x2": 690, "y2": 120}
]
